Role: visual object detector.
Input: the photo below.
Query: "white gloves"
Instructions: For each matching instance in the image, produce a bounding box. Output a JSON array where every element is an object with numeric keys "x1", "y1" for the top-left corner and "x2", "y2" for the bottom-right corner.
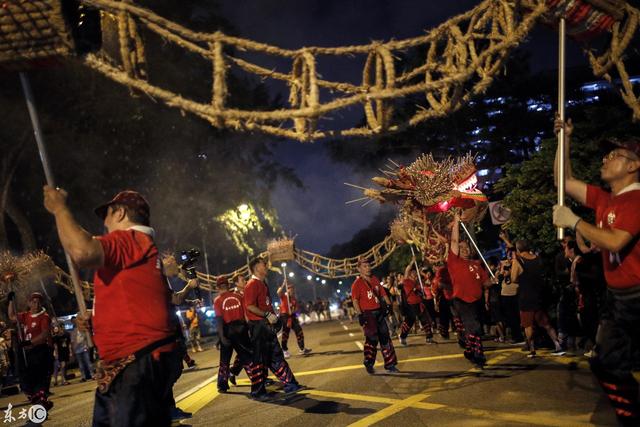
[
  {"x1": 553, "y1": 205, "x2": 581, "y2": 230},
  {"x1": 265, "y1": 312, "x2": 278, "y2": 325}
]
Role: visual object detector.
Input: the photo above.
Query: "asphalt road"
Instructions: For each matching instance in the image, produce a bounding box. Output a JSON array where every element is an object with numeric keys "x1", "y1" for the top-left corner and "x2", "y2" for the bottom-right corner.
[{"x1": 0, "y1": 319, "x2": 622, "y2": 426}]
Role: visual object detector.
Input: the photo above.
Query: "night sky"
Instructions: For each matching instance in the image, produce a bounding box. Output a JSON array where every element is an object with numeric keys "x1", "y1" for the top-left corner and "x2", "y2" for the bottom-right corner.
[{"x1": 216, "y1": 0, "x2": 585, "y2": 254}]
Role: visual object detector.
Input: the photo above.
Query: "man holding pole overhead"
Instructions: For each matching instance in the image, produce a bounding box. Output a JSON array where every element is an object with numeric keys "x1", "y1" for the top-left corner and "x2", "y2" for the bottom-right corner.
[
  {"x1": 447, "y1": 213, "x2": 495, "y2": 368},
  {"x1": 43, "y1": 187, "x2": 178, "y2": 426},
  {"x1": 553, "y1": 117, "x2": 640, "y2": 426}
]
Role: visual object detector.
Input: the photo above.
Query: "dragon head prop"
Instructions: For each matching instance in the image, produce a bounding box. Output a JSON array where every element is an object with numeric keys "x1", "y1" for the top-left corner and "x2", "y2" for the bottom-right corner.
[
  {"x1": 361, "y1": 153, "x2": 488, "y2": 216},
  {"x1": 352, "y1": 153, "x2": 489, "y2": 264}
]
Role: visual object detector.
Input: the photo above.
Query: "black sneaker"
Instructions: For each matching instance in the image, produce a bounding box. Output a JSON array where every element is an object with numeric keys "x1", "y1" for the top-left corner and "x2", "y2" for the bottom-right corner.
[
  {"x1": 229, "y1": 374, "x2": 237, "y2": 386},
  {"x1": 283, "y1": 383, "x2": 305, "y2": 394},
  {"x1": 365, "y1": 365, "x2": 375, "y2": 375},
  {"x1": 170, "y1": 407, "x2": 192, "y2": 421},
  {"x1": 249, "y1": 390, "x2": 272, "y2": 401}
]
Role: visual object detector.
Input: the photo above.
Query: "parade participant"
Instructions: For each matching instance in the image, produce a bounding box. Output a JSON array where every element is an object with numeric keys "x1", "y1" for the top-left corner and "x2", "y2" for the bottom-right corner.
[
  {"x1": 43, "y1": 187, "x2": 178, "y2": 426},
  {"x1": 244, "y1": 257, "x2": 302, "y2": 399},
  {"x1": 398, "y1": 259, "x2": 434, "y2": 345},
  {"x1": 432, "y1": 264, "x2": 452, "y2": 339},
  {"x1": 447, "y1": 213, "x2": 495, "y2": 368},
  {"x1": 277, "y1": 280, "x2": 311, "y2": 358},
  {"x1": 213, "y1": 276, "x2": 257, "y2": 393},
  {"x1": 553, "y1": 117, "x2": 640, "y2": 425},
  {"x1": 7, "y1": 292, "x2": 53, "y2": 410},
  {"x1": 351, "y1": 258, "x2": 399, "y2": 374},
  {"x1": 420, "y1": 268, "x2": 439, "y2": 338},
  {"x1": 511, "y1": 240, "x2": 565, "y2": 357},
  {"x1": 51, "y1": 324, "x2": 71, "y2": 386},
  {"x1": 71, "y1": 318, "x2": 94, "y2": 382},
  {"x1": 185, "y1": 304, "x2": 203, "y2": 353},
  {"x1": 344, "y1": 294, "x2": 355, "y2": 323}
]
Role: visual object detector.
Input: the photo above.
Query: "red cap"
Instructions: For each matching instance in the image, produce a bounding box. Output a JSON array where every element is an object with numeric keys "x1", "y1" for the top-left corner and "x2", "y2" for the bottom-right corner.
[
  {"x1": 601, "y1": 136, "x2": 640, "y2": 157},
  {"x1": 29, "y1": 292, "x2": 44, "y2": 301},
  {"x1": 216, "y1": 276, "x2": 229, "y2": 287},
  {"x1": 94, "y1": 190, "x2": 150, "y2": 222}
]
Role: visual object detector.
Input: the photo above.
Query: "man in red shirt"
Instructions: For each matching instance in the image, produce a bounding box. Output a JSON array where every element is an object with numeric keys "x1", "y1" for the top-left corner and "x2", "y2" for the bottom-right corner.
[
  {"x1": 213, "y1": 276, "x2": 256, "y2": 393},
  {"x1": 43, "y1": 187, "x2": 178, "y2": 426},
  {"x1": 553, "y1": 118, "x2": 640, "y2": 425},
  {"x1": 277, "y1": 280, "x2": 311, "y2": 358},
  {"x1": 447, "y1": 214, "x2": 494, "y2": 368},
  {"x1": 398, "y1": 259, "x2": 434, "y2": 346},
  {"x1": 244, "y1": 257, "x2": 302, "y2": 399},
  {"x1": 351, "y1": 258, "x2": 398, "y2": 374},
  {"x1": 7, "y1": 292, "x2": 53, "y2": 410}
]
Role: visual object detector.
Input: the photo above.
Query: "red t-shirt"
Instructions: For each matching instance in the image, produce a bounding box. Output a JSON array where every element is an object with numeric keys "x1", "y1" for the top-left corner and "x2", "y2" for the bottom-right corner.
[
  {"x1": 279, "y1": 292, "x2": 298, "y2": 314},
  {"x1": 586, "y1": 184, "x2": 640, "y2": 289},
  {"x1": 244, "y1": 277, "x2": 273, "y2": 321},
  {"x1": 351, "y1": 275, "x2": 387, "y2": 311},
  {"x1": 434, "y1": 266, "x2": 453, "y2": 300},
  {"x1": 17, "y1": 311, "x2": 51, "y2": 346},
  {"x1": 403, "y1": 278, "x2": 422, "y2": 305},
  {"x1": 447, "y1": 249, "x2": 487, "y2": 303},
  {"x1": 214, "y1": 291, "x2": 246, "y2": 323},
  {"x1": 93, "y1": 229, "x2": 173, "y2": 362}
]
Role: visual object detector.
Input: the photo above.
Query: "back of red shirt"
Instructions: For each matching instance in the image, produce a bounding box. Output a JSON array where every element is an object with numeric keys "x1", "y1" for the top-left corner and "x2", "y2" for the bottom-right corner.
[
  {"x1": 351, "y1": 275, "x2": 386, "y2": 311},
  {"x1": 447, "y1": 250, "x2": 487, "y2": 303},
  {"x1": 18, "y1": 311, "x2": 51, "y2": 346},
  {"x1": 587, "y1": 184, "x2": 640, "y2": 289},
  {"x1": 93, "y1": 229, "x2": 173, "y2": 362},
  {"x1": 403, "y1": 278, "x2": 422, "y2": 305},
  {"x1": 214, "y1": 291, "x2": 246, "y2": 323},
  {"x1": 244, "y1": 277, "x2": 273, "y2": 321},
  {"x1": 279, "y1": 292, "x2": 298, "y2": 314}
]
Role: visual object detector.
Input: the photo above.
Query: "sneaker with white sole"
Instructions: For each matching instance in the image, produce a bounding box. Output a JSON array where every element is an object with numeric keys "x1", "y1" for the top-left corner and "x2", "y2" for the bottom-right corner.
[
  {"x1": 298, "y1": 348, "x2": 312, "y2": 355},
  {"x1": 551, "y1": 349, "x2": 566, "y2": 356},
  {"x1": 283, "y1": 350, "x2": 291, "y2": 359}
]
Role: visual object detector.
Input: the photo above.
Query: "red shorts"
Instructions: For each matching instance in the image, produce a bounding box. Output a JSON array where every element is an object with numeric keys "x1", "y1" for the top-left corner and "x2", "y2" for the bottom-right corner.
[{"x1": 519, "y1": 310, "x2": 550, "y2": 329}]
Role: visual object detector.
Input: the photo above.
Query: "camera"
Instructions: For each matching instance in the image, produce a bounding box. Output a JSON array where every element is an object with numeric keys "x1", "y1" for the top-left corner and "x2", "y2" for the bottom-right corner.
[{"x1": 178, "y1": 248, "x2": 201, "y2": 279}]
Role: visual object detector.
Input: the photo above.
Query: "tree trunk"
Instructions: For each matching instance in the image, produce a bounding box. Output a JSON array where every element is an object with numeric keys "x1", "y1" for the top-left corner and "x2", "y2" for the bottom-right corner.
[{"x1": 5, "y1": 196, "x2": 36, "y2": 252}]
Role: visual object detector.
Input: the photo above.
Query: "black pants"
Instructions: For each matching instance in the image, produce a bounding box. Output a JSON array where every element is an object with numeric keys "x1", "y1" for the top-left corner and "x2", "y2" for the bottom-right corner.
[
  {"x1": 453, "y1": 298, "x2": 485, "y2": 364},
  {"x1": 92, "y1": 349, "x2": 179, "y2": 427},
  {"x1": 400, "y1": 303, "x2": 433, "y2": 340},
  {"x1": 16, "y1": 344, "x2": 52, "y2": 400},
  {"x1": 218, "y1": 321, "x2": 255, "y2": 391},
  {"x1": 361, "y1": 310, "x2": 397, "y2": 369},
  {"x1": 590, "y1": 288, "x2": 640, "y2": 425},
  {"x1": 280, "y1": 314, "x2": 305, "y2": 351},
  {"x1": 248, "y1": 320, "x2": 297, "y2": 392},
  {"x1": 436, "y1": 297, "x2": 451, "y2": 338},
  {"x1": 500, "y1": 295, "x2": 523, "y2": 342}
]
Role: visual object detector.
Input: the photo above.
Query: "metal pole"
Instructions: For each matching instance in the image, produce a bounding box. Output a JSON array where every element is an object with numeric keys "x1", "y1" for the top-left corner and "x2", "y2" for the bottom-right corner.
[
  {"x1": 459, "y1": 220, "x2": 496, "y2": 280},
  {"x1": 19, "y1": 72, "x2": 93, "y2": 347},
  {"x1": 39, "y1": 279, "x2": 58, "y2": 321},
  {"x1": 557, "y1": 18, "x2": 566, "y2": 240},
  {"x1": 409, "y1": 245, "x2": 426, "y2": 294},
  {"x1": 281, "y1": 263, "x2": 293, "y2": 315}
]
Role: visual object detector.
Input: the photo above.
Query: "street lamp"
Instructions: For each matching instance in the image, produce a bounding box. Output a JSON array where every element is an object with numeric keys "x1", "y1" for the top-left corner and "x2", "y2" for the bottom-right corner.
[
  {"x1": 288, "y1": 272, "x2": 295, "y2": 278},
  {"x1": 321, "y1": 279, "x2": 326, "y2": 285},
  {"x1": 315, "y1": 277, "x2": 320, "y2": 282},
  {"x1": 281, "y1": 262, "x2": 287, "y2": 268},
  {"x1": 306, "y1": 275, "x2": 312, "y2": 281}
]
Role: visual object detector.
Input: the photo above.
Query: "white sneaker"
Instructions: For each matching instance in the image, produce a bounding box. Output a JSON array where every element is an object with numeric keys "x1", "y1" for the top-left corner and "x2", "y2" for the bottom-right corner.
[
  {"x1": 584, "y1": 350, "x2": 595, "y2": 358},
  {"x1": 298, "y1": 348, "x2": 312, "y2": 355},
  {"x1": 283, "y1": 350, "x2": 291, "y2": 359}
]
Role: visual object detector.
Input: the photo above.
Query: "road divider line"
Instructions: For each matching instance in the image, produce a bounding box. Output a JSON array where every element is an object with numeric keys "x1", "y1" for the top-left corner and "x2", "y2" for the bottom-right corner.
[
  {"x1": 300, "y1": 389, "x2": 397, "y2": 405},
  {"x1": 348, "y1": 393, "x2": 433, "y2": 427},
  {"x1": 176, "y1": 381, "x2": 220, "y2": 414}
]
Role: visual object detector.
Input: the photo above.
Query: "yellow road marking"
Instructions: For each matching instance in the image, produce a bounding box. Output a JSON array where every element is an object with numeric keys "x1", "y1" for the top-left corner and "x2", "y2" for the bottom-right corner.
[
  {"x1": 217, "y1": 348, "x2": 517, "y2": 387},
  {"x1": 300, "y1": 389, "x2": 398, "y2": 405},
  {"x1": 176, "y1": 381, "x2": 220, "y2": 414},
  {"x1": 347, "y1": 394, "x2": 433, "y2": 427}
]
